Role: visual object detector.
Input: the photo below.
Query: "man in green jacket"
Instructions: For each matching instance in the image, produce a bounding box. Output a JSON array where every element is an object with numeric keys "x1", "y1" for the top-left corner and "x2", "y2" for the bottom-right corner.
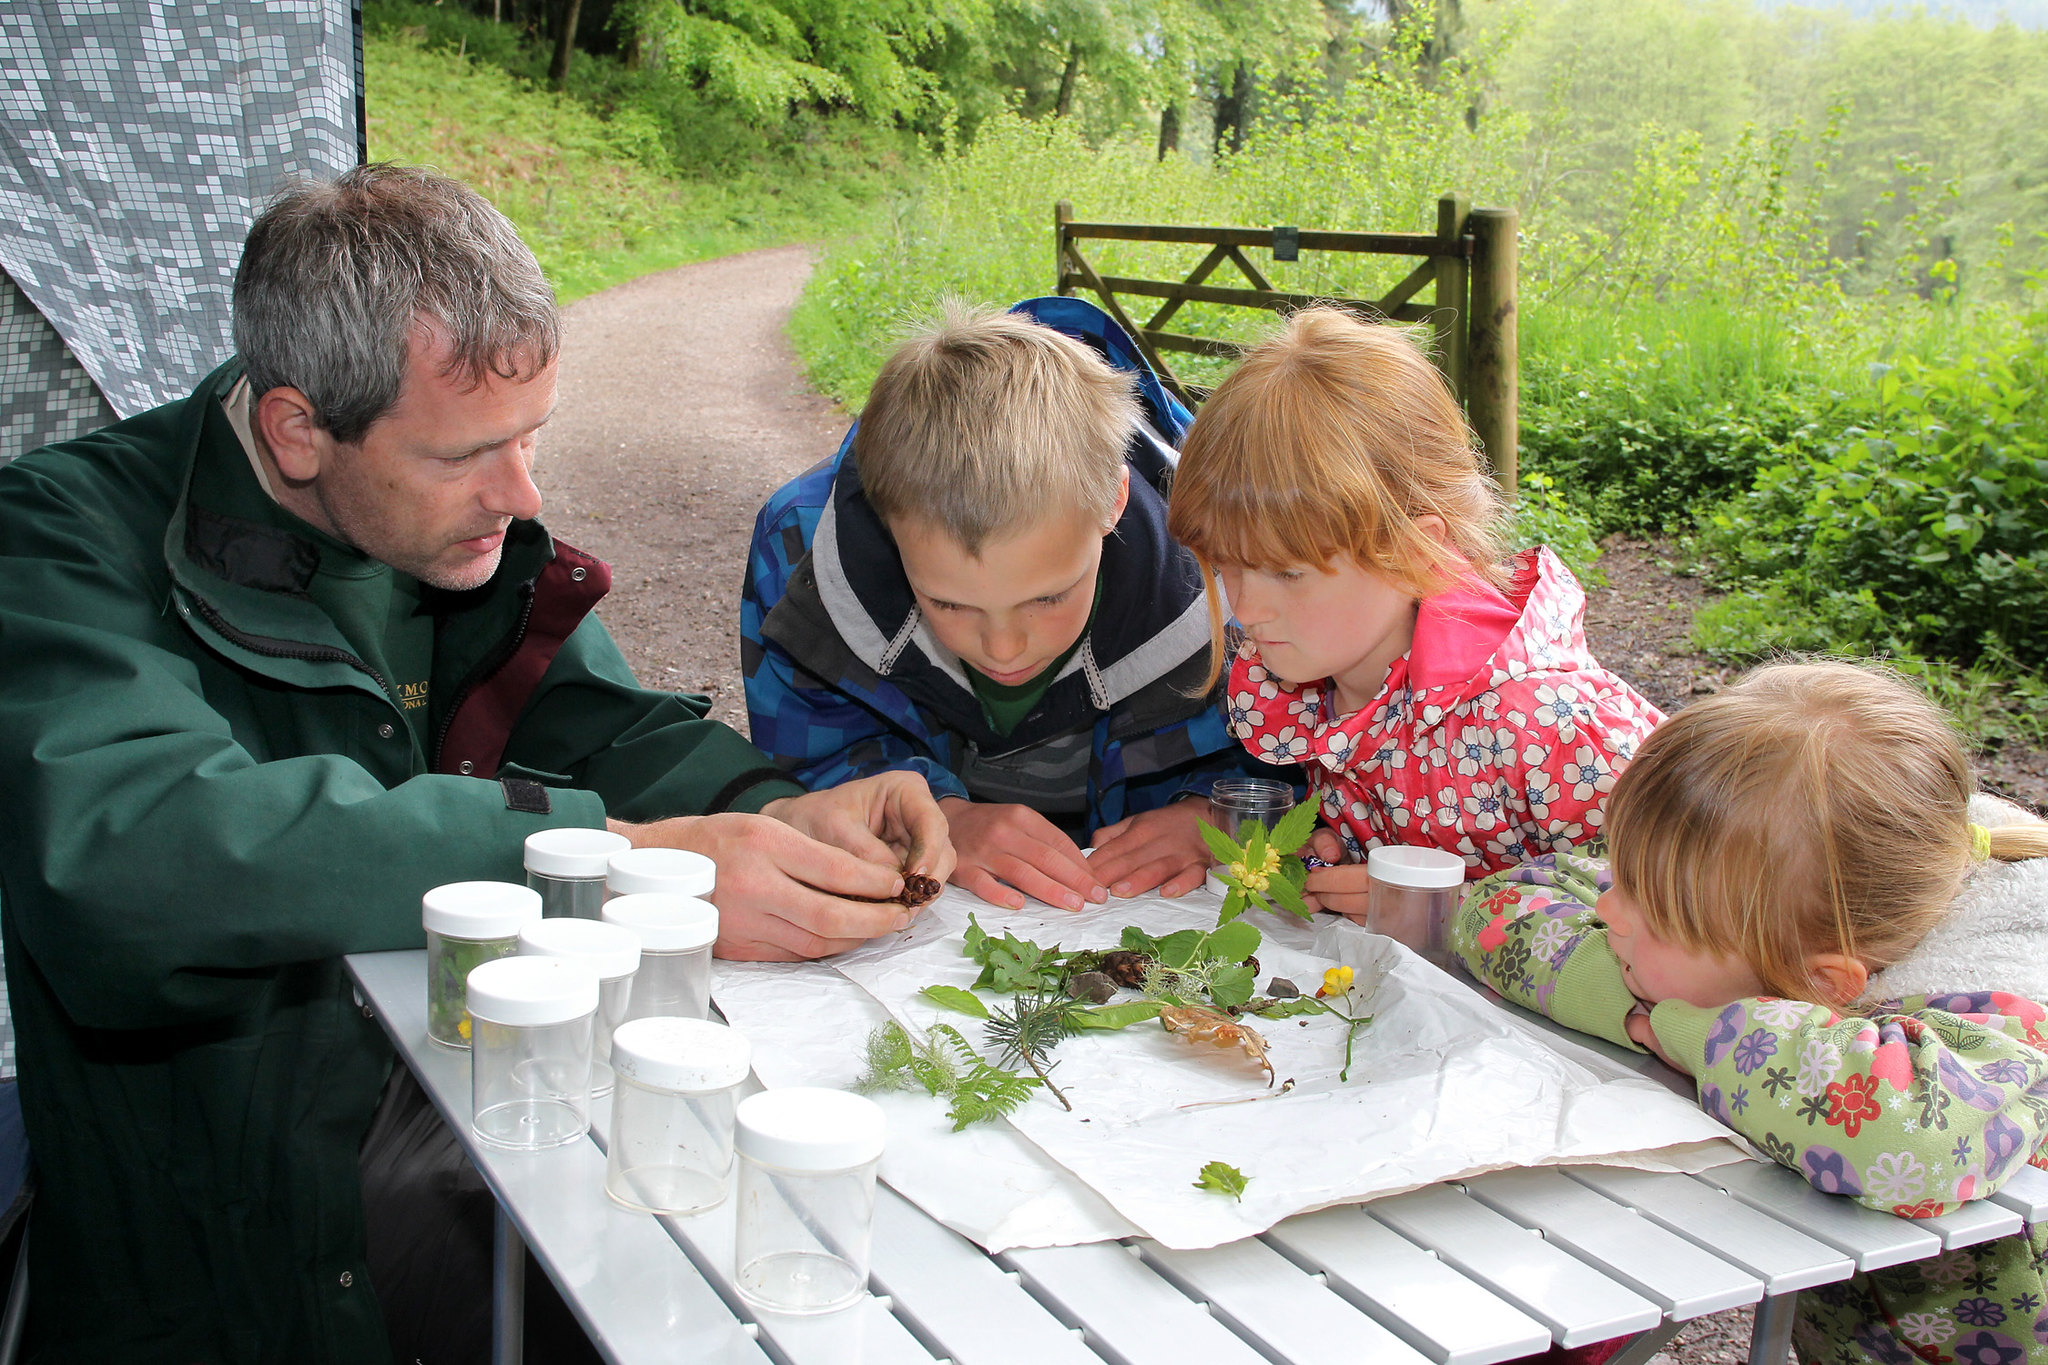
[{"x1": 0, "y1": 165, "x2": 951, "y2": 1363}]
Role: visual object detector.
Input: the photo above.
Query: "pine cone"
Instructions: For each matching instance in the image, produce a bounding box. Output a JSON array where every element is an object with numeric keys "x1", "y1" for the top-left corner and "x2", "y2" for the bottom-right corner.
[
  {"x1": 847, "y1": 872, "x2": 943, "y2": 908},
  {"x1": 1098, "y1": 950, "x2": 1154, "y2": 989}
]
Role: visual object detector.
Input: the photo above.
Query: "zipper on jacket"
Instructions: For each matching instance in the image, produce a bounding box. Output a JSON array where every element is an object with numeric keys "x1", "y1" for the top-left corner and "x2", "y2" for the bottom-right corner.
[
  {"x1": 430, "y1": 579, "x2": 537, "y2": 770},
  {"x1": 186, "y1": 592, "x2": 391, "y2": 693}
]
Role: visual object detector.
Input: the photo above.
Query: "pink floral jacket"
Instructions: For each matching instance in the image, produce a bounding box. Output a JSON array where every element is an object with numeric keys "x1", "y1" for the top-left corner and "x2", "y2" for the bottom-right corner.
[{"x1": 1227, "y1": 546, "x2": 1665, "y2": 877}]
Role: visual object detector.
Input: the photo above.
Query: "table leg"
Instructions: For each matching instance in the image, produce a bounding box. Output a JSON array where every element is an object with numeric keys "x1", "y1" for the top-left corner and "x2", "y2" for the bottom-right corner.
[
  {"x1": 1749, "y1": 1292, "x2": 1797, "y2": 1365},
  {"x1": 493, "y1": 1204, "x2": 525, "y2": 1365},
  {"x1": 1605, "y1": 1319, "x2": 1683, "y2": 1365}
]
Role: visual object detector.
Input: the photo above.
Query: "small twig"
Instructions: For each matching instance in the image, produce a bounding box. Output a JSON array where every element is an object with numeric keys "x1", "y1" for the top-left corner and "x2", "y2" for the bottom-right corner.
[
  {"x1": 1177, "y1": 1078, "x2": 1296, "y2": 1111},
  {"x1": 1019, "y1": 1050, "x2": 1073, "y2": 1111}
]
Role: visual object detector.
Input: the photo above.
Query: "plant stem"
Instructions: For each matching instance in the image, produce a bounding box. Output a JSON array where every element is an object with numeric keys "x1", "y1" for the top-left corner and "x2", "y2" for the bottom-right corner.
[{"x1": 1019, "y1": 1049, "x2": 1073, "y2": 1111}]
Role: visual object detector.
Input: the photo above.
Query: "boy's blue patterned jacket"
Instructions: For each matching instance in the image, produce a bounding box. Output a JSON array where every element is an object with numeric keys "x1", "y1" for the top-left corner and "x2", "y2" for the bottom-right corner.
[{"x1": 741, "y1": 297, "x2": 1274, "y2": 836}]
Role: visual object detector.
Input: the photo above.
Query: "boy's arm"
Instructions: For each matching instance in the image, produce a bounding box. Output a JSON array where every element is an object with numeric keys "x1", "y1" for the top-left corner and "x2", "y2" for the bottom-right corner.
[
  {"x1": 1649, "y1": 994, "x2": 2048, "y2": 1216},
  {"x1": 1450, "y1": 854, "x2": 1643, "y2": 1050}
]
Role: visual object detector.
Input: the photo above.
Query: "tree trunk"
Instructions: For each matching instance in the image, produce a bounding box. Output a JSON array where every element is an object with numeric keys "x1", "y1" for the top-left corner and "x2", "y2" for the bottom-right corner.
[
  {"x1": 1212, "y1": 62, "x2": 1253, "y2": 157},
  {"x1": 549, "y1": 0, "x2": 583, "y2": 90},
  {"x1": 1054, "y1": 42, "x2": 1081, "y2": 118},
  {"x1": 1156, "y1": 103, "x2": 1180, "y2": 160}
]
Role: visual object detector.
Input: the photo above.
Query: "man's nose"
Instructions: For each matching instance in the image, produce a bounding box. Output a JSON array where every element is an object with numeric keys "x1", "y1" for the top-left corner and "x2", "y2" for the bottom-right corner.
[{"x1": 485, "y1": 446, "x2": 543, "y2": 523}]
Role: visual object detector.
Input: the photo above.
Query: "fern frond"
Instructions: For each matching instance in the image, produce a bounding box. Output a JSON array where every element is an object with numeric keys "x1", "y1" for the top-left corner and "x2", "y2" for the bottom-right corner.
[{"x1": 946, "y1": 1065, "x2": 1042, "y2": 1130}]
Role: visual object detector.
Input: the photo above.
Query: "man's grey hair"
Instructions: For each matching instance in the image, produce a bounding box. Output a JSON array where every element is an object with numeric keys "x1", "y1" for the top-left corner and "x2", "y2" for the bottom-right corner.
[{"x1": 233, "y1": 163, "x2": 559, "y2": 445}]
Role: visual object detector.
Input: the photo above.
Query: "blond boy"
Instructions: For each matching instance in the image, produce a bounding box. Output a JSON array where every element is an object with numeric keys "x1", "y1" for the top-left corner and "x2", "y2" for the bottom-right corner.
[{"x1": 743, "y1": 298, "x2": 1266, "y2": 907}]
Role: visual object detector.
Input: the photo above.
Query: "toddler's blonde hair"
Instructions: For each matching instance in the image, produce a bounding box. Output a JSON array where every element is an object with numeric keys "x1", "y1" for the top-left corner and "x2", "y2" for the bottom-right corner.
[
  {"x1": 1165, "y1": 307, "x2": 1508, "y2": 689},
  {"x1": 853, "y1": 300, "x2": 1139, "y2": 554},
  {"x1": 1605, "y1": 660, "x2": 2048, "y2": 1000}
]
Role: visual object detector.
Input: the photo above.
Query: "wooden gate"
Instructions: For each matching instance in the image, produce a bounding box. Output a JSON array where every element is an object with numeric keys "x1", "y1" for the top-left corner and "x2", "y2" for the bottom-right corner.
[{"x1": 1054, "y1": 194, "x2": 1520, "y2": 492}]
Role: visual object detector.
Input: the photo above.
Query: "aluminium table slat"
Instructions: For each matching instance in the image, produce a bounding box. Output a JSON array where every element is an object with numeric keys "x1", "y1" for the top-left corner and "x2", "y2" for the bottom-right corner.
[
  {"x1": 346, "y1": 951, "x2": 772, "y2": 1365},
  {"x1": 1988, "y1": 1163, "x2": 2048, "y2": 1223},
  {"x1": 1368, "y1": 1184, "x2": 1662, "y2": 1347},
  {"x1": 869, "y1": 1188, "x2": 1106, "y2": 1365},
  {"x1": 1564, "y1": 1166, "x2": 1856, "y2": 1294},
  {"x1": 1462, "y1": 1168, "x2": 1762, "y2": 1318},
  {"x1": 1692, "y1": 1162, "x2": 1943, "y2": 1271},
  {"x1": 1262, "y1": 1205, "x2": 1553, "y2": 1365},
  {"x1": 1914, "y1": 1197, "x2": 2025, "y2": 1248},
  {"x1": 1001, "y1": 1242, "x2": 1269, "y2": 1365},
  {"x1": 1138, "y1": 1234, "x2": 1436, "y2": 1365}
]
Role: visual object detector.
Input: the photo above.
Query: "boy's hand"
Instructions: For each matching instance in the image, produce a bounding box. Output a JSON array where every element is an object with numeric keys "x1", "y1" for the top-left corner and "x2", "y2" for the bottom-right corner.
[
  {"x1": 940, "y1": 797, "x2": 1105, "y2": 912},
  {"x1": 1088, "y1": 801, "x2": 1212, "y2": 899},
  {"x1": 1301, "y1": 827, "x2": 1372, "y2": 920}
]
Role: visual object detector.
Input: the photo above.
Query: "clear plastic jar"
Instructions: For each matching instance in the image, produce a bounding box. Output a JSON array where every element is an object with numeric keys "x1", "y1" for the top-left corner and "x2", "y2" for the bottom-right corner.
[
  {"x1": 1208, "y1": 776, "x2": 1296, "y2": 841},
  {"x1": 517, "y1": 918, "x2": 641, "y2": 1098},
  {"x1": 525, "y1": 827, "x2": 632, "y2": 919},
  {"x1": 465, "y1": 956, "x2": 600, "y2": 1150},
  {"x1": 605, "y1": 1017, "x2": 752, "y2": 1214},
  {"x1": 424, "y1": 882, "x2": 542, "y2": 1049},
  {"x1": 605, "y1": 847, "x2": 716, "y2": 902},
  {"x1": 1366, "y1": 845, "x2": 1468, "y2": 962},
  {"x1": 733, "y1": 1089, "x2": 885, "y2": 1314},
  {"x1": 601, "y1": 893, "x2": 718, "y2": 1022}
]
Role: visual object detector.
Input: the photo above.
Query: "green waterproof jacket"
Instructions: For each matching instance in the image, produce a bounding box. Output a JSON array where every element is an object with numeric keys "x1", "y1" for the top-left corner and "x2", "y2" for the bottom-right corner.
[{"x1": 0, "y1": 360, "x2": 802, "y2": 1363}]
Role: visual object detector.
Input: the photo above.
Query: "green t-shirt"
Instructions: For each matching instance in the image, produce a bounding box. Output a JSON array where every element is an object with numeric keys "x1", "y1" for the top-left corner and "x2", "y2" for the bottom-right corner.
[{"x1": 965, "y1": 577, "x2": 1102, "y2": 737}]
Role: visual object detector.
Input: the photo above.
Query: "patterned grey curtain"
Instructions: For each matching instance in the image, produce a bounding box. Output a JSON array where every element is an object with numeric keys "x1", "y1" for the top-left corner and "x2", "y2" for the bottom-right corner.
[{"x1": 0, "y1": 0, "x2": 363, "y2": 466}]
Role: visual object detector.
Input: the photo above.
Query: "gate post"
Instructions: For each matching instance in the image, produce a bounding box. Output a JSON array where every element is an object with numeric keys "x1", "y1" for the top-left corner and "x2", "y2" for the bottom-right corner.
[
  {"x1": 1434, "y1": 194, "x2": 1470, "y2": 402},
  {"x1": 1054, "y1": 201, "x2": 1074, "y2": 296},
  {"x1": 1468, "y1": 206, "x2": 1519, "y2": 497}
]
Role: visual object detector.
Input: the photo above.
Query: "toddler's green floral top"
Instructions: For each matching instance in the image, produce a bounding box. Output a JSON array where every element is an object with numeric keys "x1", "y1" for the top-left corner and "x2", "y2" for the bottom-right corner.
[{"x1": 1454, "y1": 851, "x2": 2048, "y2": 1365}]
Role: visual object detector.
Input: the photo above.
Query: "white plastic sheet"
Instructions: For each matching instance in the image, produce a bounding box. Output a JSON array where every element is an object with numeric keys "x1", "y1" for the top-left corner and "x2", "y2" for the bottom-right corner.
[{"x1": 713, "y1": 885, "x2": 1744, "y2": 1252}]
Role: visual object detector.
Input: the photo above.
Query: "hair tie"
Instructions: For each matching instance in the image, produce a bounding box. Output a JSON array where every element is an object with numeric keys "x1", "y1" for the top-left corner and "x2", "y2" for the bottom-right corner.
[{"x1": 1969, "y1": 823, "x2": 1993, "y2": 862}]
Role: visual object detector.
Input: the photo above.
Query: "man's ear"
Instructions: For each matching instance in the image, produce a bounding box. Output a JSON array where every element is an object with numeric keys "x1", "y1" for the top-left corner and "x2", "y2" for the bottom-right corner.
[
  {"x1": 254, "y1": 386, "x2": 329, "y2": 483},
  {"x1": 1805, "y1": 953, "x2": 1870, "y2": 1006},
  {"x1": 1103, "y1": 466, "x2": 1131, "y2": 534}
]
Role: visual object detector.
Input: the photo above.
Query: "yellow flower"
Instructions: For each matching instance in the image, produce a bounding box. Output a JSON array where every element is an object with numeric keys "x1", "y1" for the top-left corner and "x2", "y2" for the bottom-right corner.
[
  {"x1": 1317, "y1": 965, "x2": 1355, "y2": 999},
  {"x1": 1260, "y1": 847, "x2": 1281, "y2": 876},
  {"x1": 457, "y1": 1015, "x2": 472, "y2": 1042},
  {"x1": 1228, "y1": 859, "x2": 1271, "y2": 893}
]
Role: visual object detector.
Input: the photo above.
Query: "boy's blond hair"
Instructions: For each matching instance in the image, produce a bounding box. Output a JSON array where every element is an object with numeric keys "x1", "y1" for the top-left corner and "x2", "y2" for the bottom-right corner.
[
  {"x1": 853, "y1": 301, "x2": 1140, "y2": 554},
  {"x1": 1606, "y1": 660, "x2": 2048, "y2": 1000},
  {"x1": 1165, "y1": 307, "x2": 1509, "y2": 689}
]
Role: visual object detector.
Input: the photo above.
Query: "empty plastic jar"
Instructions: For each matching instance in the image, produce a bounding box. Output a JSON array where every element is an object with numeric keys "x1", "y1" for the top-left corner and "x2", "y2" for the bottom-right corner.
[
  {"x1": 425, "y1": 881, "x2": 543, "y2": 1049},
  {"x1": 733, "y1": 1089, "x2": 885, "y2": 1314},
  {"x1": 605, "y1": 1017, "x2": 752, "y2": 1215},
  {"x1": 525, "y1": 827, "x2": 632, "y2": 920},
  {"x1": 1208, "y1": 777, "x2": 1296, "y2": 841},
  {"x1": 517, "y1": 917, "x2": 641, "y2": 1097},
  {"x1": 605, "y1": 847, "x2": 716, "y2": 901},
  {"x1": 1366, "y1": 846, "x2": 1469, "y2": 962},
  {"x1": 465, "y1": 955, "x2": 600, "y2": 1150},
  {"x1": 602, "y1": 893, "x2": 719, "y2": 1022}
]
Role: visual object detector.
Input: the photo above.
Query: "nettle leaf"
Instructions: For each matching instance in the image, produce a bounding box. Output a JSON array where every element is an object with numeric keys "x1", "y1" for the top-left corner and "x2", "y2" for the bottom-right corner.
[
  {"x1": 1208, "y1": 963, "x2": 1257, "y2": 1009},
  {"x1": 1204, "y1": 920, "x2": 1262, "y2": 964},
  {"x1": 1241, "y1": 821, "x2": 1270, "y2": 868},
  {"x1": 1120, "y1": 926, "x2": 1166, "y2": 957},
  {"x1": 921, "y1": 984, "x2": 989, "y2": 1018},
  {"x1": 1193, "y1": 1160, "x2": 1250, "y2": 1201},
  {"x1": 1269, "y1": 797, "x2": 1320, "y2": 855},
  {"x1": 1199, "y1": 821, "x2": 1243, "y2": 866},
  {"x1": 1266, "y1": 874, "x2": 1312, "y2": 920},
  {"x1": 1069, "y1": 1000, "x2": 1165, "y2": 1030},
  {"x1": 1218, "y1": 886, "x2": 1247, "y2": 924}
]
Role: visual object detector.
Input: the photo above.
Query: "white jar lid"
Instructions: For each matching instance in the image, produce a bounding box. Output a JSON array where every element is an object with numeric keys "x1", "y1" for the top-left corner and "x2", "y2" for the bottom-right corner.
[
  {"x1": 423, "y1": 881, "x2": 542, "y2": 939},
  {"x1": 736, "y1": 1088, "x2": 885, "y2": 1171},
  {"x1": 1366, "y1": 845, "x2": 1468, "y2": 889},
  {"x1": 464, "y1": 955, "x2": 600, "y2": 1027},
  {"x1": 518, "y1": 917, "x2": 641, "y2": 981},
  {"x1": 601, "y1": 893, "x2": 719, "y2": 952},
  {"x1": 606, "y1": 847, "x2": 716, "y2": 898},
  {"x1": 611, "y1": 1017, "x2": 751, "y2": 1092},
  {"x1": 524, "y1": 826, "x2": 632, "y2": 879}
]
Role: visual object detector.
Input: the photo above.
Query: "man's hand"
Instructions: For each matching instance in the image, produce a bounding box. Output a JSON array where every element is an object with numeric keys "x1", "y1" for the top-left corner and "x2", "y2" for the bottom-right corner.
[
  {"x1": 1301, "y1": 827, "x2": 1372, "y2": 920},
  {"x1": 1088, "y1": 800, "x2": 1212, "y2": 899},
  {"x1": 942, "y1": 798, "x2": 1105, "y2": 912},
  {"x1": 759, "y1": 770, "x2": 954, "y2": 884}
]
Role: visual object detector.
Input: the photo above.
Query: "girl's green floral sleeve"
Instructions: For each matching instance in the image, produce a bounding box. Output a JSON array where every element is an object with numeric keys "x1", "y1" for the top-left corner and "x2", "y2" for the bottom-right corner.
[
  {"x1": 1451, "y1": 852, "x2": 1643, "y2": 1052},
  {"x1": 1648, "y1": 992, "x2": 2048, "y2": 1216}
]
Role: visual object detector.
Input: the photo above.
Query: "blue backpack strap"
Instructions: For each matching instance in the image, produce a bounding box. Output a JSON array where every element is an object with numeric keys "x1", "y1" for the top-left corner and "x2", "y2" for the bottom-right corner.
[{"x1": 1008, "y1": 296, "x2": 1194, "y2": 444}]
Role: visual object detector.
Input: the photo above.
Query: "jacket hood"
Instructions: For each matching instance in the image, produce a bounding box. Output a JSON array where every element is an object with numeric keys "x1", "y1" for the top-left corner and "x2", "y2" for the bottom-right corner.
[
  {"x1": 1411, "y1": 546, "x2": 1603, "y2": 711},
  {"x1": 1862, "y1": 795, "x2": 2048, "y2": 1007}
]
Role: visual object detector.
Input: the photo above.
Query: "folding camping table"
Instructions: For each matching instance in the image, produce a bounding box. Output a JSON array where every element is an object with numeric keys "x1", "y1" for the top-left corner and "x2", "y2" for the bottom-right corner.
[{"x1": 345, "y1": 949, "x2": 2048, "y2": 1365}]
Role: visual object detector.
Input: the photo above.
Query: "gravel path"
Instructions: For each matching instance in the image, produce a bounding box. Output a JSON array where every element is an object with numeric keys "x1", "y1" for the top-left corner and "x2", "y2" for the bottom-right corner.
[{"x1": 535, "y1": 244, "x2": 846, "y2": 734}]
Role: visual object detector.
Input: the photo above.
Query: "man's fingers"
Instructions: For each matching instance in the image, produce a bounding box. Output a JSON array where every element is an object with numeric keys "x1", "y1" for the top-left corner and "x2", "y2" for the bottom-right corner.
[
  {"x1": 771, "y1": 825, "x2": 903, "y2": 901},
  {"x1": 953, "y1": 864, "x2": 1026, "y2": 911},
  {"x1": 818, "y1": 813, "x2": 903, "y2": 870},
  {"x1": 766, "y1": 880, "x2": 911, "y2": 946}
]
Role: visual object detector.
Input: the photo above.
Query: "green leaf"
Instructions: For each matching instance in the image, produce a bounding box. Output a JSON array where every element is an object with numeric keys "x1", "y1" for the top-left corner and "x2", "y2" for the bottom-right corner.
[
  {"x1": 1155, "y1": 929, "x2": 1206, "y2": 970},
  {"x1": 1241, "y1": 821, "x2": 1269, "y2": 869},
  {"x1": 1217, "y1": 886, "x2": 1246, "y2": 924},
  {"x1": 1198, "y1": 821, "x2": 1243, "y2": 866},
  {"x1": 1069, "y1": 1000, "x2": 1165, "y2": 1030},
  {"x1": 920, "y1": 984, "x2": 989, "y2": 1018},
  {"x1": 1204, "y1": 920, "x2": 1263, "y2": 964},
  {"x1": 1208, "y1": 962, "x2": 1257, "y2": 1009},
  {"x1": 1265, "y1": 874, "x2": 1312, "y2": 920},
  {"x1": 1120, "y1": 926, "x2": 1166, "y2": 957},
  {"x1": 1269, "y1": 797, "x2": 1320, "y2": 855},
  {"x1": 1193, "y1": 1160, "x2": 1250, "y2": 1201},
  {"x1": 1250, "y1": 997, "x2": 1329, "y2": 1020}
]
